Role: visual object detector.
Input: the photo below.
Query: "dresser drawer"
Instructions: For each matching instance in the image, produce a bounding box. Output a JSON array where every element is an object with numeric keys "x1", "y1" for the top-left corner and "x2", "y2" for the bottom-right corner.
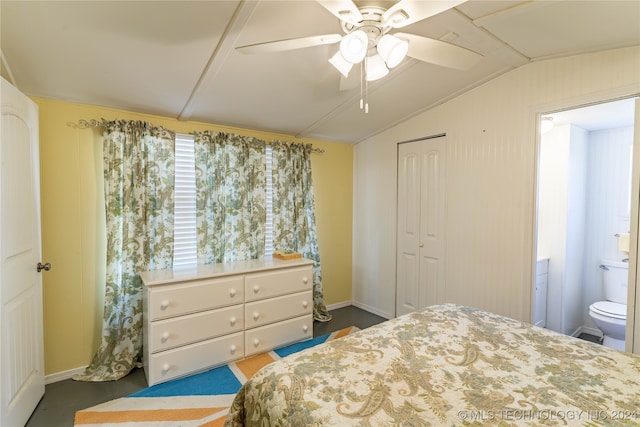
[
  {"x1": 148, "y1": 304, "x2": 244, "y2": 353},
  {"x1": 245, "y1": 290, "x2": 312, "y2": 329},
  {"x1": 146, "y1": 332, "x2": 244, "y2": 386},
  {"x1": 245, "y1": 315, "x2": 312, "y2": 356},
  {"x1": 245, "y1": 266, "x2": 312, "y2": 302},
  {"x1": 147, "y1": 276, "x2": 243, "y2": 321}
]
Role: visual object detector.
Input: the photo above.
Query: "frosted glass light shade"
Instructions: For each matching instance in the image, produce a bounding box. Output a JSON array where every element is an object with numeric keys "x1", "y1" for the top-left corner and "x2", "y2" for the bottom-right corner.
[
  {"x1": 340, "y1": 30, "x2": 368, "y2": 64},
  {"x1": 365, "y1": 54, "x2": 389, "y2": 81},
  {"x1": 377, "y1": 34, "x2": 408, "y2": 68},
  {"x1": 329, "y1": 51, "x2": 353, "y2": 77}
]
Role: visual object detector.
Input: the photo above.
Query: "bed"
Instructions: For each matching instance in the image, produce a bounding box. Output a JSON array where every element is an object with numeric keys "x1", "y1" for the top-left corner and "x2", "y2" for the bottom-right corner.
[{"x1": 224, "y1": 304, "x2": 640, "y2": 426}]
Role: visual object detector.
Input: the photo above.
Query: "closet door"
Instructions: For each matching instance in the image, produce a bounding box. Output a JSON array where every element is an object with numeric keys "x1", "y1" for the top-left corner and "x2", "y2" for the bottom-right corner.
[{"x1": 396, "y1": 137, "x2": 446, "y2": 316}]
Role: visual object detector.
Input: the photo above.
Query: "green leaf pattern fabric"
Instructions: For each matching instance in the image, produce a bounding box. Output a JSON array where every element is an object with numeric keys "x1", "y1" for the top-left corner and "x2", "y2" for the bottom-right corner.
[
  {"x1": 193, "y1": 131, "x2": 266, "y2": 263},
  {"x1": 73, "y1": 120, "x2": 175, "y2": 382},
  {"x1": 76, "y1": 125, "x2": 330, "y2": 381},
  {"x1": 271, "y1": 141, "x2": 331, "y2": 322},
  {"x1": 226, "y1": 304, "x2": 640, "y2": 426}
]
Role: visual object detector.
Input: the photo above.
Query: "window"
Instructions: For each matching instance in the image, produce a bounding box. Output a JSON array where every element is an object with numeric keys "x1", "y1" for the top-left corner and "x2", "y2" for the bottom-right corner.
[
  {"x1": 265, "y1": 145, "x2": 274, "y2": 256},
  {"x1": 172, "y1": 135, "x2": 274, "y2": 268},
  {"x1": 172, "y1": 134, "x2": 197, "y2": 268}
]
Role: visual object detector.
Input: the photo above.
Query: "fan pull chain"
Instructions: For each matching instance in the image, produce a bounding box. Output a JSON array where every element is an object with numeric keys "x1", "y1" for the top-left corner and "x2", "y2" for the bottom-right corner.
[
  {"x1": 359, "y1": 62, "x2": 364, "y2": 110},
  {"x1": 360, "y1": 60, "x2": 369, "y2": 114},
  {"x1": 365, "y1": 77, "x2": 369, "y2": 114}
]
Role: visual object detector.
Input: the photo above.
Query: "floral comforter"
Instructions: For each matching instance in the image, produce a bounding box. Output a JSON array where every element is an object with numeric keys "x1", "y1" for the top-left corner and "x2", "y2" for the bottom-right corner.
[{"x1": 224, "y1": 304, "x2": 640, "y2": 426}]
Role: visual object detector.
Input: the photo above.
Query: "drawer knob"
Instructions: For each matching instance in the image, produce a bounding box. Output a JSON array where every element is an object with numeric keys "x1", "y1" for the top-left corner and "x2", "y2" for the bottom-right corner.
[
  {"x1": 230, "y1": 316, "x2": 237, "y2": 326},
  {"x1": 229, "y1": 288, "x2": 236, "y2": 298},
  {"x1": 160, "y1": 300, "x2": 169, "y2": 310},
  {"x1": 303, "y1": 324, "x2": 309, "y2": 333},
  {"x1": 302, "y1": 301, "x2": 308, "y2": 308},
  {"x1": 161, "y1": 363, "x2": 170, "y2": 374},
  {"x1": 302, "y1": 277, "x2": 309, "y2": 284},
  {"x1": 253, "y1": 285, "x2": 260, "y2": 294},
  {"x1": 230, "y1": 344, "x2": 237, "y2": 354},
  {"x1": 253, "y1": 312, "x2": 259, "y2": 321},
  {"x1": 253, "y1": 338, "x2": 260, "y2": 347},
  {"x1": 161, "y1": 332, "x2": 170, "y2": 343}
]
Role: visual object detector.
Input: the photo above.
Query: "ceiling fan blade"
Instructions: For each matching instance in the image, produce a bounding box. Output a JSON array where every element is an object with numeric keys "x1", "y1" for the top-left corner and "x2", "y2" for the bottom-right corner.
[
  {"x1": 339, "y1": 70, "x2": 360, "y2": 91},
  {"x1": 316, "y1": 0, "x2": 363, "y2": 25},
  {"x1": 395, "y1": 32, "x2": 482, "y2": 70},
  {"x1": 237, "y1": 34, "x2": 342, "y2": 54},
  {"x1": 383, "y1": 0, "x2": 467, "y2": 28}
]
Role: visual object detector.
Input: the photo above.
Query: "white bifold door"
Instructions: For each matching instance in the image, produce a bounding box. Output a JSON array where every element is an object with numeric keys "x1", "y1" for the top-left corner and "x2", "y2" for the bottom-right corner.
[
  {"x1": 396, "y1": 136, "x2": 447, "y2": 317},
  {"x1": 1, "y1": 77, "x2": 46, "y2": 426}
]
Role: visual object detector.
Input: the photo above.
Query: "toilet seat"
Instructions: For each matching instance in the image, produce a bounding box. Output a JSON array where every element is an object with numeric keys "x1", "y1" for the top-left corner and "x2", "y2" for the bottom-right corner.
[{"x1": 590, "y1": 301, "x2": 627, "y2": 320}]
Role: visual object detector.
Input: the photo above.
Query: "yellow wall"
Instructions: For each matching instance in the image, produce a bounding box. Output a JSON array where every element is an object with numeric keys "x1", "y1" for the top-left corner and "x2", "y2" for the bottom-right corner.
[{"x1": 34, "y1": 97, "x2": 353, "y2": 376}]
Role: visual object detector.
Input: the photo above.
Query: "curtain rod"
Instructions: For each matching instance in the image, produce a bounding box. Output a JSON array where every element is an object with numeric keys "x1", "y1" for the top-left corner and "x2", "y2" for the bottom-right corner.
[{"x1": 72, "y1": 119, "x2": 325, "y2": 154}]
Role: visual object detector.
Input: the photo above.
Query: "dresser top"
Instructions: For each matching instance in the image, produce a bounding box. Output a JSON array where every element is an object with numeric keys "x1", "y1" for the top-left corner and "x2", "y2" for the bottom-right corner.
[{"x1": 139, "y1": 257, "x2": 314, "y2": 286}]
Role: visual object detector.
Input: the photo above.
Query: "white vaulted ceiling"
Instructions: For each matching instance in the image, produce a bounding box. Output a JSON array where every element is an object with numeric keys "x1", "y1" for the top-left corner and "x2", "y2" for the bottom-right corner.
[{"x1": 2, "y1": 1, "x2": 639, "y2": 143}]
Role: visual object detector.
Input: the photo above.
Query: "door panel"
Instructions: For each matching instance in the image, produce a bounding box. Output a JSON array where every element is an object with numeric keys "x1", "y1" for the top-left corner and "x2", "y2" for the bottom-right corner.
[
  {"x1": 396, "y1": 137, "x2": 446, "y2": 316},
  {"x1": 397, "y1": 148, "x2": 421, "y2": 315},
  {"x1": 1, "y1": 77, "x2": 44, "y2": 426}
]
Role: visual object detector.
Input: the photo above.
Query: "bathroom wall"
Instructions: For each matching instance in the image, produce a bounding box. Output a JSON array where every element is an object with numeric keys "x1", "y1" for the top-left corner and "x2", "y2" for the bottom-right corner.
[
  {"x1": 582, "y1": 126, "x2": 634, "y2": 330},
  {"x1": 538, "y1": 123, "x2": 633, "y2": 336},
  {"x1": 538, "y1": 124, "x2": 588, "y2": 336}
]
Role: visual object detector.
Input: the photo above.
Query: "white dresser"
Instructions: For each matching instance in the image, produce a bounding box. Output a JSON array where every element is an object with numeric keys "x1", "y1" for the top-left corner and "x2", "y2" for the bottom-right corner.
[{"x1": 140, "y1": 257, "x2": 314, "y2": 386}]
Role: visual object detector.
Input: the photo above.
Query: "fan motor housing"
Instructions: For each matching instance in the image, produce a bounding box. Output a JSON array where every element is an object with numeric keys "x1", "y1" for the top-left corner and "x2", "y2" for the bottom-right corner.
[{"x1": 341, "y1": 6, "x2": 390, "y2": 47}]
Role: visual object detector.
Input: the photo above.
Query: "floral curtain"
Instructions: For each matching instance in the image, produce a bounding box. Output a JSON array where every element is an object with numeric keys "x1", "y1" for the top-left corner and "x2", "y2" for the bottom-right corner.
[
  {"x1": 193, "y1": 131, "x2": 266, "y2": 264},
  {"x1": 74, "y1": 120, "x2": 175, "y2": 382},
  {"x1": 270, "y1": 141, "x2": 331, "y2": 322}
]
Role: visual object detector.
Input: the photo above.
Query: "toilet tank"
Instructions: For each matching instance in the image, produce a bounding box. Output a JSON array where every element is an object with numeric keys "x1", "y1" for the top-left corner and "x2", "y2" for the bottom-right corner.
[{"x1": 600, "y1": 259, "x2": 629, "y2": 304}]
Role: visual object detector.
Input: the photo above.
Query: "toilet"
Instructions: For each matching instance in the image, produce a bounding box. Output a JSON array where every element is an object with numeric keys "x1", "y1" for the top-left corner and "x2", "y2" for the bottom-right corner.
[{"x1": 588, "y1": 259, "x2": 628, "y2": 351}]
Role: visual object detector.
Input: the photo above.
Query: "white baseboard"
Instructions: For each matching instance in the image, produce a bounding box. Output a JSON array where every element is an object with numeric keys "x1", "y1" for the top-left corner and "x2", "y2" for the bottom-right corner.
[
  {"x1": 45, "y1": 365, "x2": 87, "y2": 384},
  {"x1": 351, "y1": 300, "x2": 394, "y2": 320},
  {"x1": 325, "y1": 300, "x2": 393, "y2": 320},
  {"x1": 326, "y1": 300, "x2": 353, "y2": 311}
]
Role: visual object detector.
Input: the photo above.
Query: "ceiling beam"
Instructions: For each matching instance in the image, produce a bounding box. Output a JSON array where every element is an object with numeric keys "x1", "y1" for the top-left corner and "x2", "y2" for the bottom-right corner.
[{"x1": 178, "y1": 0, "x2": 260, "y2": 121}]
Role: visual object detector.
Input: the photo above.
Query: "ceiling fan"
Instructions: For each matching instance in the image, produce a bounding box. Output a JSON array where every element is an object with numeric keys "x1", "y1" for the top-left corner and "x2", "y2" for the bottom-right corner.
[{"x1": 236, "y1": 0, "x2": 483, "y2": 83}]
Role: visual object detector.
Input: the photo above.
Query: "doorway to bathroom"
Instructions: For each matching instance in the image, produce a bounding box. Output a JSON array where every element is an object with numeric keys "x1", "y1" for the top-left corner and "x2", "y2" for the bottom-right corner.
[{"x1": 534, "y1": 96, "x2": 638, "y2": 346}]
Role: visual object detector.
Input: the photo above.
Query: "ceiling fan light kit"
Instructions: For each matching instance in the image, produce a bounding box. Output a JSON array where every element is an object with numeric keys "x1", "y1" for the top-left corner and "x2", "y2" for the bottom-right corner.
[
  {"x1": 236, "y1": 0, "x2": 483, "y2": 113},
  {"x1": 340, "y1": 30, "x2": 369, "y2": 63},
  {"x1": 377, "y1": 34, "x2": 409, "y2": 69},
  {"x1": 364, "y1": 54, "x2": 389, "y2": 81},
  {"x1": 329, "y1": 51, "x2": 354, "y2": 77}
]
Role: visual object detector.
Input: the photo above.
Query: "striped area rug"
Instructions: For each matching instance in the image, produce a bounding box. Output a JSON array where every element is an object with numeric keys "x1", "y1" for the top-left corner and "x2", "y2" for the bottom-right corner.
[{"x1": 74, "y1": 326, "x2": 358, "y2": 427}]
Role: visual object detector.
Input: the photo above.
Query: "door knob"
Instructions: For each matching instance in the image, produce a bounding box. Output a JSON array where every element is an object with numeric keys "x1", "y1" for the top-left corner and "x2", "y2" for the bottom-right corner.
[{"x1": 36, "y1": 262, "x2": 51, "y2": 272}]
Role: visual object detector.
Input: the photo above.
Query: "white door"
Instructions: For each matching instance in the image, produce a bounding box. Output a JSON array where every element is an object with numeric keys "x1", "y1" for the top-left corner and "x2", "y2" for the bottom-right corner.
[
  {"x1": 1, "y1": 77, "x2": 45, "y2": 426},
  {"x1": 396, "y1": 137, "x2": 446, "y2": 316},
  {"x1": 630, "y1": 97, "x2": 640, "y2": 354}
]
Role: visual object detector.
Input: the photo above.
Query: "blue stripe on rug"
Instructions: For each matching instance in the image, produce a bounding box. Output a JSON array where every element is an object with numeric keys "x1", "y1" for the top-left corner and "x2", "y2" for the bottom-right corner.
[
  {"x1": 274, "y1": 334, "x2": 331, "y2": 357},
  {"x1": 130, "y1": 364, "x2": 241, "y2": 397},
  {"x1": 131, "y1": 331, "x2": 335, "y2": 398}
]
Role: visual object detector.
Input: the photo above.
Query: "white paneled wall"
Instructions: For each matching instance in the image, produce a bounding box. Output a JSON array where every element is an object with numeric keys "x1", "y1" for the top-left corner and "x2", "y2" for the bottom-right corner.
[
  {"x1": 583, "y1": 127, "x2": 634, "y2": 327},
  {"x1": 538, "y1": 124, "x2": 588, "y2": 336},
  {"x1": 353, "y1": 46, "x2": 640, "y2": 322}
]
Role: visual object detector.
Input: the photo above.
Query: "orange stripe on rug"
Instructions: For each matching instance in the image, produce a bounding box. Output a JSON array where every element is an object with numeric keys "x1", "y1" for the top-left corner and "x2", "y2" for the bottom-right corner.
[
  {"x1": 234, "y1": 352, "x2": 276, "y2": 380},
  {"x1": 74, "y1": 327, "x2": 360, "y2": 427},
  {"x1": 74, "y1": 407, "x2": 227, "y2": 424},
  {"x1": 334, "y1": 326, "x2": 356, "y2": 339}
]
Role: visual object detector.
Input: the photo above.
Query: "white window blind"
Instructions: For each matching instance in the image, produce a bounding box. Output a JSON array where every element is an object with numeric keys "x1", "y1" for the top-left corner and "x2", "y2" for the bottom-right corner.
[
  {"x1": 265, "y1": 145, "x2": 274, "y2": 257},
  {"x1": 173, "y1": 134, "x2": 197, "y2": 268},
  {"x1": 172, "y1": 137, "x2": 274, "y2": 267}
]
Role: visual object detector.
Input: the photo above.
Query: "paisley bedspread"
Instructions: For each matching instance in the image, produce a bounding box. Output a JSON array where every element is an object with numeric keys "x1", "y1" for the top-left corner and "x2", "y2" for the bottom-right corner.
[{"x1": 224, "y1": 304, "x2": 640, "y2": 426}]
